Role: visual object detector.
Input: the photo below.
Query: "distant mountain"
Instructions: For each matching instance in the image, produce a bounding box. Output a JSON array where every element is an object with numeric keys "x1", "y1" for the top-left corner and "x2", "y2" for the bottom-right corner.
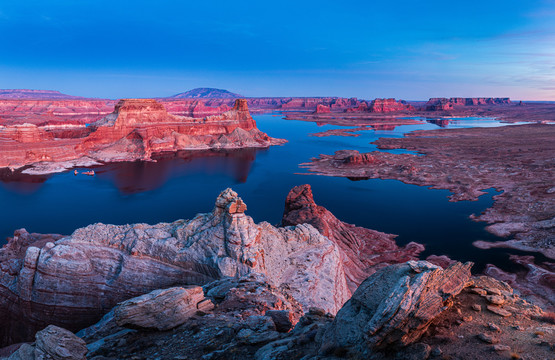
[
  {"x1": 0, "y1": 89, "x2": 86, "y2": 100},
  {"x1": 168, "y1": 88, "x2": 243, "y2": 99}
]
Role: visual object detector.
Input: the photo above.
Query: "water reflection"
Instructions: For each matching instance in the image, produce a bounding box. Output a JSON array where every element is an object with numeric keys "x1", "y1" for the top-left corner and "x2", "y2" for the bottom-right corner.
[
  {"x1": 0, "y1": 168, "x2": 50, "y2": 194},
  {"x1": 0, "y1": 148, "x2": 263, "y2": 195},
  {"x1": 426, "y1": 118, "x2": 450, "y2": 127},
  {"x1": 98, "y1": 148, "x2": 262, "y2": 194}
]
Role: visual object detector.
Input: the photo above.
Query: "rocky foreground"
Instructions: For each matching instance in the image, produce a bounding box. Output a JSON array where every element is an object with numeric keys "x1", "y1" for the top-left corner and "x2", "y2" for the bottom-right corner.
[
  {"x1": 0, "y1": 185, "x2": 421, "y2": 347},
  {"x1": 0, "y1": 99, "x2": 284, "y2": 175},
  {"x1": 1, "y1": 186, "x2": 553, "y2": 360}
]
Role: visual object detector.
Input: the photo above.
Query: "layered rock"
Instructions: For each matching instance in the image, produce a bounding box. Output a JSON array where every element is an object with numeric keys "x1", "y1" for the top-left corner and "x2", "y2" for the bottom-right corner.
[
  {"x1": 320, "y1": 261, "x2": 473, "y2": 356},
  {"x1": 0, "y1": 98, "x2": 284, "y2": 174},
  {"x1": 484, "y1": 255, "x2": 555, "y2": 311},
  {"x1": 7, "y1": 325, "x2": 87, "y2": 360},
  {"x1": 159, "y1": 99, "x2": 232, "y2": 117},
  {"x1": 281, "y1": 184, "x2": 424, "y2": 292},
  {"x1": 313, "y1": 104, "x2": 331, "y2": 114},
  {"x1": 112, "y1": 286, "x2": 208, "y2": 331},
  {"x1": 0, "y1": 89, "x2": 85, "y2": 100},
  {"x1": 426, "y1": 97, "x2": 511, "y2": 111},
  {"x1": 0, "y1": 187, "x2": 352, "y2": 346},
  {"x1": 0, "y1": 99, "x2": 115, "y2": 125},
  {"x1": 368, "y1": 98, "x2": 415, "y2": 113},
  {"x1": 64, "y1": 263, "x2": 554, "y2": 360}
]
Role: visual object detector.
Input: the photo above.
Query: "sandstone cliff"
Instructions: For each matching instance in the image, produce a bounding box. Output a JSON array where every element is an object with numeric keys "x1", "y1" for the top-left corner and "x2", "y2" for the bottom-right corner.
[
  {"x1": 426, "y1": 97, "x2": 511, "y2": 111},
  {"x1": 0, "y1": 99, "x2": 284, "y2": 174}
]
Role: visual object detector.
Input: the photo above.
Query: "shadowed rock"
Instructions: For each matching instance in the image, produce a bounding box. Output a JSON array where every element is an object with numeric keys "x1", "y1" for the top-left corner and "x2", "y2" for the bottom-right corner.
[
  {"x1": 321, "y1": 260, "x2": 472, "y2": 356},
  {"x1": 7, "y1": 325, "x2": 87, "y2": 360}
]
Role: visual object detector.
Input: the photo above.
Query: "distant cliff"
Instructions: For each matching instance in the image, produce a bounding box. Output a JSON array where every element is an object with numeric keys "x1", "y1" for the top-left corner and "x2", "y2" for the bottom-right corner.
[{"x1": 426, "y1": 97, "x2": 511, "y2": 111}]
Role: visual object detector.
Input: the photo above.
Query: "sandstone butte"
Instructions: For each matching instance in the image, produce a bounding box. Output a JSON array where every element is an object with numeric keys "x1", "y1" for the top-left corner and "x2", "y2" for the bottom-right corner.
[{"x1": 0, "y1": 98, "x2": 285, "y2": 175}]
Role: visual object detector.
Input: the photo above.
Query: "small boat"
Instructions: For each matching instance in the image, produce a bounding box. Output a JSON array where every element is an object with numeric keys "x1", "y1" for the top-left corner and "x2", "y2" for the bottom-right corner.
[{"x1": 82, "y1": 170, "x2": 95, "y2": 176}]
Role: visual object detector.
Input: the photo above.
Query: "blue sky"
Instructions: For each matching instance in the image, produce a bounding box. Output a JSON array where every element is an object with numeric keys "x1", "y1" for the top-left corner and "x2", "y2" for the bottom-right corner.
[{"x1": 0, "y1": 0, "x2": 554, "y2": 100}]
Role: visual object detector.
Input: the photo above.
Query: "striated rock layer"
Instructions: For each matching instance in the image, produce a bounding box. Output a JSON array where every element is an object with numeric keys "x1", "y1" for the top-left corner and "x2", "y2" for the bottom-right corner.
[
  {"x1": 0, "y1": 188, "x2": 338, "y2": 345},
  {"x1": 426, "y1": 97, "x2": 511, "y2": 111},
  {"x1": 321, "y1": 261, "x2": 472, "y2": 355},
  {"x1": 0, "y1": 98, "x2": 285, "y2": 174}
]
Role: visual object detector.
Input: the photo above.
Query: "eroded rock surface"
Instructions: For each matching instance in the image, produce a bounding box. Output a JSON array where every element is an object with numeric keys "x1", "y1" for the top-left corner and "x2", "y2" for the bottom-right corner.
[
  {"x1": 0, "y1": 187, "x2": 352, "y2": 346},
  {"x1": 321, "y1": 261, "x2": 472, "y2": 356},
  {"x1": 113, "y1": 286, "x2": 207, "y2": 331},
  {"x1": 7, "y1": 325, "x2": 87, "y2": 360}
]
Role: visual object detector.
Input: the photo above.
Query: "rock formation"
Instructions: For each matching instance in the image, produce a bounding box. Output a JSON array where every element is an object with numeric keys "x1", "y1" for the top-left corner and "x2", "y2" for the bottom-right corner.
[
  {"x1": 0, "y1": 99, "x2": 115, "y2": 125},
  {"x1": 2, "y1": 258, "x2": 553, "y2": 360},
  {"x1": 313, "y1": 104, "x2": 331, "y2": 114},
  {"x1": 0, "y1": 187, "x2": 353, "y2": 346},
  {"x1": 281, "y1": 184, "x2": 424, "y2": 292},
  {"x1": 0, "y1": 185, "x2": 432, "y2": 348},
  {"x1": 426, "y1": 97, "x2": 511, "y2": 111},
  {"x1": 368, "y1": 98, "x2": 415, "y2": 112},
  {"x1": 159, "y1": 99, "x2": 232, "y2": 117},
  {"x1": 0, "y1": 98, "x2": 285, "y2": 174},
  {"x1": 484, "y1": 255, "x2": 555, "y2": 311},
  {"x1": 7, "y1": 325, "x2": 87, "y2": 360},
  {"x1": 112, "y1": 286, "x2": 208, "y2": 331},
  {"x1": 0, "y1": 89, "x2": 86, "y2": 100},
  {"x1": 320, "y1": 261, "x2": 472, "y2": 356}
]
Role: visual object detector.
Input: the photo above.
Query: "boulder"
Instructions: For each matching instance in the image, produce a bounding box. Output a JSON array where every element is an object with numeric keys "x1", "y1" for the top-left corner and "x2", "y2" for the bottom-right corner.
[
  {"x1": 113, "y1": 286, "x2": 206, "y2": 331},
  {"x1": 8, "y1": 325, "x2": 87, "y2": 360},
  {"x1": 321, "y1": 261, "x2": 472, "y2": 356}
]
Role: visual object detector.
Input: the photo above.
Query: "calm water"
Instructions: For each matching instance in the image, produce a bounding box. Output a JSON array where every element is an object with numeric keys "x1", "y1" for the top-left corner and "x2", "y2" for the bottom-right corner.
[{"x1": 0, "y1": 115, "x2": 538, "y2": 272}]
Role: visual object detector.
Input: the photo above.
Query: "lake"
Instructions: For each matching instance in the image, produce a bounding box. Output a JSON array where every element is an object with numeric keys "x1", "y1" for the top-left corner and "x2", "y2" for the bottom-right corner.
[{"x1": 0, "y1": 114, "x2": 535, "y2": 272}]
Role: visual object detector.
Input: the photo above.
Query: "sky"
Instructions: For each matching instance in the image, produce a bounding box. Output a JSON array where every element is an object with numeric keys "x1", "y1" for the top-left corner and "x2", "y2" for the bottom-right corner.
[{"x1": 0, "y1": 0, "x2": 554, "y2": 100}]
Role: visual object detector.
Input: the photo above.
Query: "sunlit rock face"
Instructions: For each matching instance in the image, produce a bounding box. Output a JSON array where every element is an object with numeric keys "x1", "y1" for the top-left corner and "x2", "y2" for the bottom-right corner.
[
  {"x1": 425, "y1": 97, "x2": 511, "y2": 111},
  {"x1": 0, "y1": 98, "x2": 285, "y2": 175}
]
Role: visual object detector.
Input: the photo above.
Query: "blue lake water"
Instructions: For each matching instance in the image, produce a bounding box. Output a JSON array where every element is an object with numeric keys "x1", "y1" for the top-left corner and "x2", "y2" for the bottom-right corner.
[{"x1": 0, "y1": 115, "x2": 537, "y2": 272}]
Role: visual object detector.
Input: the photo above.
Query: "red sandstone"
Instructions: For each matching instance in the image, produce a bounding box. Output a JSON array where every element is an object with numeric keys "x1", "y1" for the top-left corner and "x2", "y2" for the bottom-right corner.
[{"x1": 0, "y1": 98, "x2": 285, "y2": 174}]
